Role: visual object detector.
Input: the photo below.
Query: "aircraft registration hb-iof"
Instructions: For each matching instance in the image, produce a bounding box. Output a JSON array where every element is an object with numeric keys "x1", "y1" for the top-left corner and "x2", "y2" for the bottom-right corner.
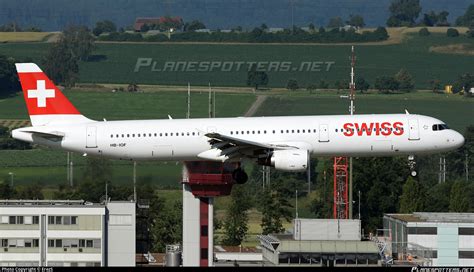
[{"x1": 12, "y1": 63, "x2": 464, "y2": 182}]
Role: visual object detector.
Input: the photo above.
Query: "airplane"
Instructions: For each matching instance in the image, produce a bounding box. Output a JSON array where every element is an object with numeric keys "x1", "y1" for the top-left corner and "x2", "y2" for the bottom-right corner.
[{"x1": 12, "y1": 63, "x2": 465, "y2": 182}]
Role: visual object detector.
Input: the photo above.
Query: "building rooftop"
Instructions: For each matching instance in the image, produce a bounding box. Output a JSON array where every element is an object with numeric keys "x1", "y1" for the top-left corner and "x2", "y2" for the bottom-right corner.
[
  {"x1": 0, "y1": 199, "x2": 134, "y2": 207},
  {"x1": 385, "y1": 212, "x2": 474, "y2": 223}
]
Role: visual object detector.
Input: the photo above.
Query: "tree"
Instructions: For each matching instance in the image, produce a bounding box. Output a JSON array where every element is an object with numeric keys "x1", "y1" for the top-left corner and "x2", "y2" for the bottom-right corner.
[
  {"x1": 422, "y1": 11, "x2": 436, "y2": 26},
  {"x1": 222, "y1": 185, "x2": 251, "y2": 246},
  {"x1": 449, "y1": 180, "x2": 470, "y2": 212},
  {"x1": 399, "y1": 176, "x2": 425, "y2": 213},
  {"x1": 64, "y1": 26, "x2": 95, "y2": 61},
  {"x1": 429, "y1": 79, "x2": 442, "y2": 93},
  {"x1": 73, "y1": 157, "x2": 113, "y2": 202},
  {"x1": 356, "y1": 77, "x2": 370, "y2": 93},
  {"x1": 0, "y1": 55, "x2": 21, "y2": 97},
  {"x1": 386, "y1": 0, "x2": 422, "y2": 27},
  {"x1": 418, "y1": 27, "x2": 430, "y2": 36},
  {"x1": 17, "y1": 183, "x2": 44, "y2": 200},
  {"x1": 43, "y1": 25, "x2": 95, "y2": 86},
  {"x1": 93, "y1": 20, "x2": 116, "y2": 36},
  {"x1": 423, "y1": 182, "x2": 452, "y2": 212},
  {"x1": 43, "y1": 40, "x2": 79, "y2": 87},
  {"x1": 327, "y1": 17, "x2": 344, "y2": 28},
  {"x1": 375, "y1": 75, "x2": 399, "y2": 93},
  {"x1": 184, "y1": 20, "x2": 206, "y2": 32},
  {"x1": 373, "y1": 27, "x2": 389, "y2": 40},
  {"x1": 308, "y1": 23, "x2": 316, "y2": 32},
  {"x1": 286, "y1": 78, "x2": 299, "y2": 91},
  {"x1": 346, "y1": 15, "x2": 365, "y2": 28},
  {"x1": 452, "y1": 73, "x2": 474, "y2": 94},
  {"x1": 246, "y1": 64, "x2": 268, "y2": 90},
  {"x1": 446, "y1": 28, "x2": 459, "y2": 37},
  {"x1": 0, "y1": 182, "x2": 15, "y2": 199},
  {"x1": 455, "y1": 4, "x2": 474, "y2": 26},
  {"x1": 395, "y1": 69, "x2": 415, "y2": 92},
  {"x1": 260, "y1": 180, "x2": 293, "y2": 234}
]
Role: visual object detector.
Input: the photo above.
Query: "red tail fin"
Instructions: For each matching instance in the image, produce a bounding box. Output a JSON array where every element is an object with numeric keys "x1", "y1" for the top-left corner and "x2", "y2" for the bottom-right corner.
[{"x1": 15, "y1": 63, "x2": 91, "y2": 126}]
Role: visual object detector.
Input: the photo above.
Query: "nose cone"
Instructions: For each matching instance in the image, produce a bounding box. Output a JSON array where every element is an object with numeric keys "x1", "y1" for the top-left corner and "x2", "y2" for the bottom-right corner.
[{"x1": 452, "y1": 131, "x2": 465, "y2": 149}]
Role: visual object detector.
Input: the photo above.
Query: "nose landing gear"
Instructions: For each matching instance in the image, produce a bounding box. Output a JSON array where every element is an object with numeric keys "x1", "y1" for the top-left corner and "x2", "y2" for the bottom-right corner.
[{"x1": 408, "y1": 155, "x2": 417, "y2": 177}]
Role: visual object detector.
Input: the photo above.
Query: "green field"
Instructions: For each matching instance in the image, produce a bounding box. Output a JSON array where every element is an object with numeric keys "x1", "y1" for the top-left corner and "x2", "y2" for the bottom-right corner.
[
  {"x1": 255, "y1": 92, "x2": 474, "y2": 131},
  {"x1": 1, "y1": 33, "x2": 473, "y2": 88},
  {"x1": 0, "y1": 90, "x2": 255, "y2": 120}
]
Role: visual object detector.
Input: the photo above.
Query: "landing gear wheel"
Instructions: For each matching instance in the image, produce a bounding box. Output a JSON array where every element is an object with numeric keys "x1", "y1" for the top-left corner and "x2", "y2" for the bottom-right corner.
[
  {"x1": 232, "y1": 168, "x2": 248, "y2": 184},
  {"x1": 408, "y1": 155, "x2": 417, "y2": 178}
]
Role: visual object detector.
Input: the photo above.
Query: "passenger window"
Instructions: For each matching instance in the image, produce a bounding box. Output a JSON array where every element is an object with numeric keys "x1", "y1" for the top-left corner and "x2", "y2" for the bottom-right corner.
[
  {"x1": 154, "y1": 133, "x2": 157, "y2": 137},
  {"x1": 236, "y1": 131, "x2": 239, "y2": 135},
  {"x1": 127, "y1": 134, "x2": 130, "y2": 137},
  {"x1": 264, "y1": 130, "x2": 267, "y2": 134},
  {"x1": 192, "y1": 132, "x2": 195, "y2": 136},
  {"x1": 272, "y1": 130, "x2": 275, "y2": 134},
  {"x1": 297, "y1": 130, "x2": 300, "y2": 133},
  {"x1": 281, "y1": 130, "x2": 284, "y2": 133},
  {"x1": 116, "y1": 134, "x2": 119, "y2": 138},
  {"x1": 110, "y1": 134, "x2": 113, "y2": 138},
  {"x1": 138, "y1": 134, "x2": 141, "y2": 137}
]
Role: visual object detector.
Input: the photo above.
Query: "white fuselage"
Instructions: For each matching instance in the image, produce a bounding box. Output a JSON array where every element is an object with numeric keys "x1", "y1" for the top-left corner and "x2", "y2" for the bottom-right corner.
[{"x1": 13, "y1": 114, "x2": 465, "y2": 162}]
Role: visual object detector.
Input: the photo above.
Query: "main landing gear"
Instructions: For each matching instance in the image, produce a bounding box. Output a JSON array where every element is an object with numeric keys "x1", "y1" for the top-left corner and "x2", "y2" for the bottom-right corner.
[{"x1": 408, "y1": 155, "x2": 417, "y2": 177}]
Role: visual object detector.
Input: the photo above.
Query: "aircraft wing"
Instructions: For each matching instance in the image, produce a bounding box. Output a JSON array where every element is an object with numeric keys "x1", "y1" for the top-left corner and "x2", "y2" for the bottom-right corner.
[{"x1": 203, "y1": 132, "x2": 299, "y2": 160}]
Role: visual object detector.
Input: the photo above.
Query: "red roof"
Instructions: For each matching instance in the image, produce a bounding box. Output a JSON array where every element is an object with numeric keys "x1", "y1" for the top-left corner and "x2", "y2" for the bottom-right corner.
[{"x1": 134, "y1": 17, "x2": 182, "y2": 31}]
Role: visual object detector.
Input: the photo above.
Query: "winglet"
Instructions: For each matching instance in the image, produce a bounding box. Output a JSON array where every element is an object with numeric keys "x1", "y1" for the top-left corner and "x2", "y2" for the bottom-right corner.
[{"x1": 405, "y1": 109, "x2": 410, "y2": 115}]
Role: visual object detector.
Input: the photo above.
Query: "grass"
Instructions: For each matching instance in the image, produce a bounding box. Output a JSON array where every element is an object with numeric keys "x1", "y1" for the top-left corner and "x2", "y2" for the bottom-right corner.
[
  {"x1": 1, "y1": 33, "x2": 473, "y2": 88},
  {"x1": 0, "y1": 32, "x2": 54, "y2": 42},
  {"x1": 0, "y1": 90, "x2": 256, "y2": 120},
  {"x1": 255, "y1": 91, "x2": 474, "y2": 132},
  {"x1": 0, "y1": 161, "x2": 183, "y2": 189}
]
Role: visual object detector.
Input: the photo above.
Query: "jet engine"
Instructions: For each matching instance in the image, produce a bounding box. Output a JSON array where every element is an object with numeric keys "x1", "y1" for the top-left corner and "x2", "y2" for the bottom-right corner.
[{"x1": 260, "y1": 150, "x2": 308, "y2": 172}]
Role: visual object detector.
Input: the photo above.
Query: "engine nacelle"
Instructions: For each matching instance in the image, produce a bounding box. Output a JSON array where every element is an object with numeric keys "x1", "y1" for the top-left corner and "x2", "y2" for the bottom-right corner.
[{"x1": 269, "y1": 150, "x2": 308, "y2": 172}]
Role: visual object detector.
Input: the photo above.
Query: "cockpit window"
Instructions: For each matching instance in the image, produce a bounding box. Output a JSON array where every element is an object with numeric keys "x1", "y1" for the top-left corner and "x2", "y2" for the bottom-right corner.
[{"x1": 432, "y1": 124, "x2": 449, "y2": 131}]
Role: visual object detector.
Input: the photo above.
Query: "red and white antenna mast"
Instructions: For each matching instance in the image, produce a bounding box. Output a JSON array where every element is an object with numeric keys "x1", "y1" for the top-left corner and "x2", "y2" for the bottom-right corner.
[{"x1": 349, "y1": 45, "x2": 356, "y2": 115}]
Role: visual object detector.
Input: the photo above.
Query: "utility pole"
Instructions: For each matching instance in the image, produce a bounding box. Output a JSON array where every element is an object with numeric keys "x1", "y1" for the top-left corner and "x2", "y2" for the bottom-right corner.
[
  {"x1": 439, "y1": 156, "x2": 446, "y2": 183},
  {"x1": 466, "y1": 152, "x2": 469, "y2": 182},
  {"x1": 8, "y1": 172, "x2": 14, "y2": 187},
  {"x1": 213, "y1": 88, "x2": 216, "y2": 118},
  {"x1": 295, "y1": 190, "x2": 299, "y2": 219},
  {"x1": 67, "y1": 152, "x2": 70, "y2": 183},
  {"x1": 133, "y1": 161, "x2": 137, "y2": 202},
  {"x1": 187, "y1": 83, "x2": 191, "y2": 119},
  {"x1": 208, "y1": 83, "x2": 212, "y2": 118},
  {"x1": 358, "y1": 190, "x2": 361, "y2": 220},
  {"x1": 348, "y1": 45, "x2": 356, "y2": 219}
]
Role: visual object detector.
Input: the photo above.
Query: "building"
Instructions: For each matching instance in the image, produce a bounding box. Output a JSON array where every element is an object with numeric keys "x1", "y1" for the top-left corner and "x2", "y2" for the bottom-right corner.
[
  {"x1": 258, "y1": 219, "x2": 381, "y2": 267},
  {"x1": 0, "y1": 200, "x2": 135, "y2": 267},
  {"x1": 383, "y1": 213, "x2": 474, "y2": 266},
  {"x1": 134, "y1": 17, "x2": 182, "y2": 32}
]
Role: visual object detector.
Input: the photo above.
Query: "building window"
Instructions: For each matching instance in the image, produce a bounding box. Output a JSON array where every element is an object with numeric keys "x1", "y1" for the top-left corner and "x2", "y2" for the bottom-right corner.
[
  {"x1": 33, "y1": 216, "x2": 39, "y2": 224},
  {"x1": 86, "y1": 240, "x2": 93, "y2": 248},
  {"x1": 1, "y1": 239, "x2": 7, "y2": 247},
  {"x1": 48, "y1": 216, "x2": 54, "y2": 224},
  {"x1": 33, "y1": 239, "x2": 39, "y2": 248},
  {"x1": 407, "y1": 227, "x2": 437, "y2": 235},
  {"x1": 459, "y1": 228, "x2": 474, "y2": 235},
  {"x1": 55, "y1": 240, "x2": 62, "y2": 248},
  {"x1": 9, "y1": 216, "x2": 16, "y2": 224},
  {"x1": 48, "y1": 240, "x2": 54, "y2": 247},
  {"x1": 55, "y1": 216, "x2": 62, "y2": 225},
  {"x1": 79, "y1": 240, "x2": 85, "y2": 248},
  {"x1": 71, "y1": 216, "x2": 77, "y2": 225},
  {"x1": 459, "y1": 251, "x2": 474, "y2": 259}
]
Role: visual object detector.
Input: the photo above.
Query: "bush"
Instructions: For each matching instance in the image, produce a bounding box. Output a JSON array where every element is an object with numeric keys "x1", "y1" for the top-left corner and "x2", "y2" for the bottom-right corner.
[
  {"x1": 419, "y1": 27, "x2": 430, "y2": 36},
  {"x1": 286, "y1": 79, "x2": 299, "y2": 91},
  {"x1": 446, "y1": 28, "x2": 459, "y2": 37}
]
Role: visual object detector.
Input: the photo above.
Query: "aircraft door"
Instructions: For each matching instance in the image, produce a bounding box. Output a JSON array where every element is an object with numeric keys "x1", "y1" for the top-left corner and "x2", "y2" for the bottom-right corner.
[
  {"x1": 319, "y1": 124, "x2": 329, "y2": 142},
  {"x1": 408, "y1": 119, "x2": 420, "y2": 140},
  {"x1": 86, "y1": 126, "x2": 98, "y2": 148}
]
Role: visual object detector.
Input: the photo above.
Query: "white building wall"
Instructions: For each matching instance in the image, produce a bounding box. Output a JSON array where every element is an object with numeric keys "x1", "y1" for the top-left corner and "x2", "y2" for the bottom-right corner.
[
  {"x1": 182, "y1": 183, "x2": 201, "y2": 266},
  {"x1": 106, "y1": 201, "x2": 136, "y2": 267},
  {"x1": 0, "y1": 202, "x2": 135, "y2": 267}
]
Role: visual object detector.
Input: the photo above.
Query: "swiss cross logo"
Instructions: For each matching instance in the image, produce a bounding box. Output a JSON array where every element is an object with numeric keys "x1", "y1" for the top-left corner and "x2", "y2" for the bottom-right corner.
[{"x1": 27, "y1": 80, "x2": 55, "y2": 108}]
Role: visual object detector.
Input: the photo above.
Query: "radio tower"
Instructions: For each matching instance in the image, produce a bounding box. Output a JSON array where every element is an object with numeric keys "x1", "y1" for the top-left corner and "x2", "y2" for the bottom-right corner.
[{"x1": 333, "y1": 46, "x2": 356, "y2": 220}]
